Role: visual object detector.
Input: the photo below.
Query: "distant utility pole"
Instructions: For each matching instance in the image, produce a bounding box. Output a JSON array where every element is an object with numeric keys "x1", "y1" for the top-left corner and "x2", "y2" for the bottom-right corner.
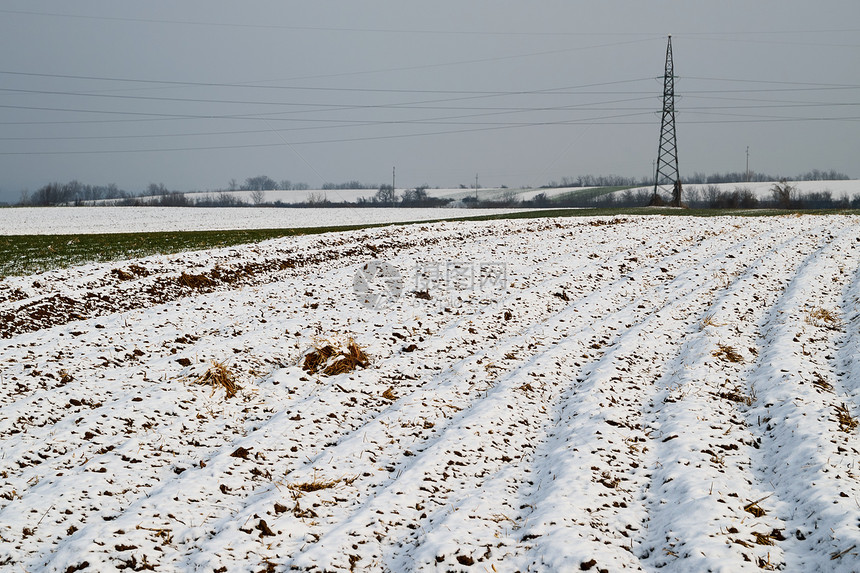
[
  {"x1": 651, "y1": 35, "x2": 681, "y2": 207},
  {"x1": 746, "y1": 147, "x2": 750, "y2": 182},
  {"x1": 392, "y1": 166, "x2": 396, "y2": 193},
  {"x1": 475, "y1": 173, "x2": 479, "y2": 201}
]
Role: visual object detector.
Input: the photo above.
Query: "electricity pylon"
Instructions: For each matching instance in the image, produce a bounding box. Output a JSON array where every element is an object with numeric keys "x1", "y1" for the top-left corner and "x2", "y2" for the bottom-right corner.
[{"x1": 651, "y1": 35, "x2": 681, "y2": 207}]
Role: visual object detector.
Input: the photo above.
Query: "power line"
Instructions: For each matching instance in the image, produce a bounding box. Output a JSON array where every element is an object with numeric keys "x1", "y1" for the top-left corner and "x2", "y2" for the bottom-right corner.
[
  {"x1": 4, "y1": 69, "x2": 857, "y2": 93},
  {"x1": 0, "y1": 82, "x2": 662, "y2": 111},
  {"x1": 682, "y1": 75, "x2": 860, "y2": 88},
  {"x1": 3, "y1": 96, "x2": 857, "y2": 140},
  {"x1": 2, "y1": 112, "x2": 858, "y2": 157},
  {"x1": 0, "y1": 117, "x2": 645, "y2": 156},
  {"x1": 0, "y1": 95, "x2": 663, "y2": 135},
  {"x1": 0, "y1": 36, "x2": 657, "y2": 85},
  {"x1": 0, "y1": 69, "x2": 657, "y2": 95},
  {"x1": 0, "y1": 79, "x2": 853, "y2": 125},
  {"x1": 678, "y1": 34, "x2": 860, "y2": 50}
]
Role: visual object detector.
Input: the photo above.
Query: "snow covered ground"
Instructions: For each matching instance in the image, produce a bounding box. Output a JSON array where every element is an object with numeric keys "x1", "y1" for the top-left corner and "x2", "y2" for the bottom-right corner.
[
  {"x1": 0, "y1": 207, "x2": 532, "y2": 236},
  {"x1": 149, "y1": 186, "x2": 585, "y2": 205},
  {"x1": 2, "y1": 214, "x2": 860, "y2": 572},
  {"x1": 73, "y1": 186, "x2": 594, "y2": 208}
]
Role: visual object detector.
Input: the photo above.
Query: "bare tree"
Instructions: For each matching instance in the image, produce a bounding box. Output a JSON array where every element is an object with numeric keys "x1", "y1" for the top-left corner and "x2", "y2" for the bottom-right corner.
[
  {"x1": 306, "y1": 191, "x2": 328, "y2": 205},
  {"x1": 770, "y1": 179, "x2": 797, "y2": 209},
  {"x1": 500, "y1": 189, "x2": 519, "y2": 205},
  {"x1": 250, "y1": 189, "x2": 265, "y2": 205},
  {"x1": 146, "y1": 183, "x2": 168, "y2": 197},
  {"x1": 401, "y1": 186, "x2": 428, "y2": 205},
  {"x1": 375, "y1": 184, "x2": 397, "y2": 206},
  {"x1": 243, "y1": 175, "x2": 277, "y2": 191}
]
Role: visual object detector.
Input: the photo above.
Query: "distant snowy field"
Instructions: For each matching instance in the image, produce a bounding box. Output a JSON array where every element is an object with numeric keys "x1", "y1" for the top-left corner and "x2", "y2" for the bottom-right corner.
[
  {"x1": 2, "y1": 214, "x2": 860, "y2": 572},
  {"x1": 126, "y1": 180, "x2": 860, "y2": 205},
  {"x1": 167, "y1": 186, "x2": 590, "y2": 204},
  {"x1": 0, "y1": 206, "x2": 533, "y2": 235}
]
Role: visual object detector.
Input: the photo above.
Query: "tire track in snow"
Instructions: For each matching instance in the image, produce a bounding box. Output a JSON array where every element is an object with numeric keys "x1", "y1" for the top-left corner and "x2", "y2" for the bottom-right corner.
[
  {"x1": 0, "y1": 278, "x2": 378, "y2": 569},
  {"x1": 2, "y1": 218, "x2": 644, "y2": 570},
  {"x1": 740, "y1": 221, "x2": 860, "y2": 571},
  {"x1": 273, "y1": 220, "x2": 785, "y2": 571},
  {"x1": 165, "y1": 218, "x2": 680, "y2": 568},
  {"x1": 171, "y1": 218, "x2": 734, "y2": 571},
  {"x1": 636, "y1": 219, "x2": 854, "y2": 571},
  {"x1": 6, "y1": 216, "x2": 860, "y2": 571},
  {"x1": 502, "y1": 219, "x2": 813, "y2": 572}
]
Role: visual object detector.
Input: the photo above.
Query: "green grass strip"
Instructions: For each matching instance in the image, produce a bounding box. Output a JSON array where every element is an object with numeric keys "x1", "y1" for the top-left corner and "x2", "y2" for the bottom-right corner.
[
  {"x1": 2, "y1": 207, "x2": 858, "y2": 278},
  {"x1": 0, "y1": 225, "x2": 375, "y2": 278}
]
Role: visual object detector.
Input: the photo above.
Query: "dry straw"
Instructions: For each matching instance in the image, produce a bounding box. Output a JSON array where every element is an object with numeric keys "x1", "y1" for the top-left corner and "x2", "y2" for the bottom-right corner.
[
  {"x1": 806, "y1": 307, "x2": 842, "y2": 331},
  {"x1": 302, "y1": 338, "x2": 369, "y2": 376},
  {"x1": 195, "y1": 361, "x2": 241, "y2": 398},
  {"x1": 713, "y1": 343, "x2": 743, "y2": 363}
]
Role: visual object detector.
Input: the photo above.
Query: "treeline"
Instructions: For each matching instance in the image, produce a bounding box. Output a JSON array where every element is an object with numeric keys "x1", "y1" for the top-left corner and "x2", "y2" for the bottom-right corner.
[
  {"x1": 20, "y1": 175, "x2": 313, "y2": 206},
  {"x1": 541, "y1": 170, "x2": 850, "y2": 189},
  {"x1": 113, "y1": 185, "x2": 451, "y2": 208},
  {"x1": 227, "y1": 176, "x2": 378, "y2": 192},
  {"x1": 21, "y1": 181, "x2": 130, "y2": 206},
  {"x1": 685, "y1": 182, "x2": 860, "y2": 210},
  {"x1": 683, "y1": 169, "x2": 849, "y2": 185},
  {"x1": 354, "y1": 185, "x2": 450, "y2": 207},
  {"x1": 524, "y1": 182, "x2": 860, "y2": 210},
  {"x1": 542, "y1": 174, "x2": 642, "y2": 188},
  {"x1": 14, "y1": 169, "x2": 854, "y2": 208},
  {"x1": 228, "y1": 176, "x2": 309, "y2": 192}
]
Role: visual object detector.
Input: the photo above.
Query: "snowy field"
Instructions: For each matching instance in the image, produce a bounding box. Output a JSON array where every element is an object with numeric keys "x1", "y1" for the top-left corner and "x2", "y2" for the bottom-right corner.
[
  {"x1": 93, "y1": 187, "x2": 587, "y2": 206},
  {"x1": 90, "y1": 180, "x2": 860, "y2": 207},
  {"x1": 0, "y1": 207, "x2": 533, "y2": 236},
  {"x1": 2, "y1": 214, "x2": 860, "y2": 572}
]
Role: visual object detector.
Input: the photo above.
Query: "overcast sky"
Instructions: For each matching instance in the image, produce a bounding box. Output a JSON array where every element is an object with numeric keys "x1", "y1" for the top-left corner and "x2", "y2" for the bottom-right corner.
[{"x1": 0, "y1": 1, "x2": 858, "y2": 203}]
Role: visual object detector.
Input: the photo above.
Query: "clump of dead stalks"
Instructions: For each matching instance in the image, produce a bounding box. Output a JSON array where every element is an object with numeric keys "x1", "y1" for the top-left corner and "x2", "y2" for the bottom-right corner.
[
  {"x1": 743, "y1": 495, "x2": 770, "y2": 518},
  {"x1": 717, "y1": 380, "x2": 755, "y2": 406},
  {"x1": 285, "y1": 474, "x2": 358, "y2": 496},
  {"x1": 834, "y1": 403, "x2": 858, "y2": 433},
  {"x1": 806, "y1": 307, "x2": 843, "y2": 331},
  {"x1": 812, "y1": 371, "x2": 833, "y2": 393},
  {"x1": 195, "y1": 360, "x2": 241, "y2": 398},
  {"x1": 713, "y1": 343, "x2": 744, "y2": 363},
  {"x1": 287, "y1": 478, "x2": 343, "y2": 493},
  {"x1": 302, "y1": 338, "x2": 369, "y2": 376},
  {"x1": 700, "y1": 313, "x2": 724, "y2": 330},
  {"x1": 178, "y1": 272, "x2": 216, "y2": 290}
]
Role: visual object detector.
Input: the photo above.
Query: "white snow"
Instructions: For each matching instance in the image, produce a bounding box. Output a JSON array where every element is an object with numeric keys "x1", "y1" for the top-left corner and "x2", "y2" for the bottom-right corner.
[
  {"x1": 1, "y1": 214, "x2": 860, "y2": 572},
  {"x1": 0, "y1": 207, "x2": 533, "y2": 236},
  {"x1": 77, "y1": 185, "x2": 603, "y2": 208}
]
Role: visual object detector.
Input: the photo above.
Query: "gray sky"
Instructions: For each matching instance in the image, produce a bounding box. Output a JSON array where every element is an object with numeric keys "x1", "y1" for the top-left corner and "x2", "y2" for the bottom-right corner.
[{"x1": 0, "y1": 1, "x2": 858, "y2": 203}]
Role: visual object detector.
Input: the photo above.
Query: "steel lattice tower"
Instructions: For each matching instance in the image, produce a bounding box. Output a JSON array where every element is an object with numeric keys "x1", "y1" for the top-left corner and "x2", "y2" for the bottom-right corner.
[{"x1": 651, "y1": 35, "x2": 681, "y2": 206}]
